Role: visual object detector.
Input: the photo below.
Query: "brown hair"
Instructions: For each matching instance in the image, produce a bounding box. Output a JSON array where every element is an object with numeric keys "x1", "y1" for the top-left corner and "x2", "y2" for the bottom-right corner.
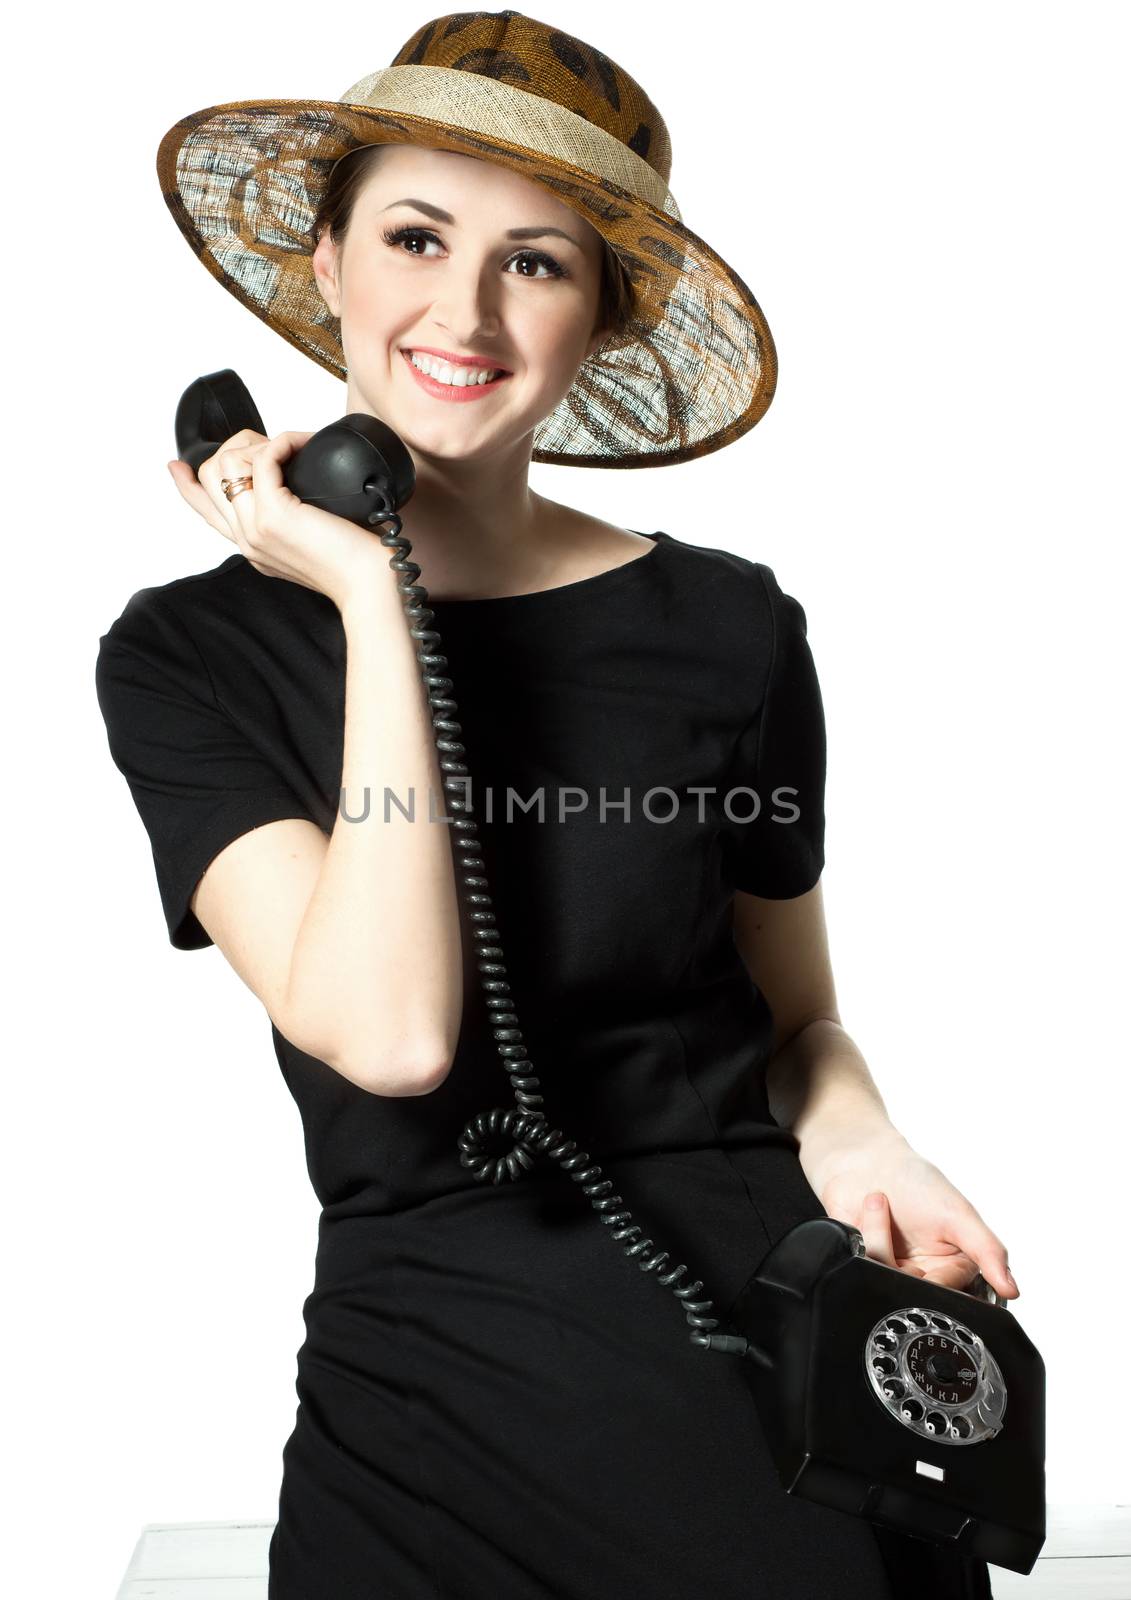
[{"x1": 311, "y1": 144, "x2": 637, "y2": 350}]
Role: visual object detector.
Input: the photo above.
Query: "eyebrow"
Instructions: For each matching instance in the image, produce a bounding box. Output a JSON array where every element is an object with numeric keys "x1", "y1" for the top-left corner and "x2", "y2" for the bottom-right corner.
[{"x1": 380, "y1": 197, "x2": 583, "y2": 249}]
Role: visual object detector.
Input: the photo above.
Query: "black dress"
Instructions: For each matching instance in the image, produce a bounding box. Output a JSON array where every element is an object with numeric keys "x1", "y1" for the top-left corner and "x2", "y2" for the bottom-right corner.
[{"x1": 94, "y1": 530, "x2": 993, "y2": 1600}]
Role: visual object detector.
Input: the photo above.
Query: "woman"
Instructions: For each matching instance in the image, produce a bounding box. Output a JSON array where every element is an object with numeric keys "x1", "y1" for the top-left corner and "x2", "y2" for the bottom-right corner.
[{"x1": 95, "y1": 12, "x2": 1014, "y2": 1598}]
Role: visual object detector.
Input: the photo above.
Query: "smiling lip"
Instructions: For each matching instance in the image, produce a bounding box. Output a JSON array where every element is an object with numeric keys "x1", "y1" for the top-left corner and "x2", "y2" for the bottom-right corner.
[
  {"x1": 402, "y1": 345, "x2": 510, "y2": 372},
  {"x1": 401, "y1": 348, "x2": 512, "y2": 402}
]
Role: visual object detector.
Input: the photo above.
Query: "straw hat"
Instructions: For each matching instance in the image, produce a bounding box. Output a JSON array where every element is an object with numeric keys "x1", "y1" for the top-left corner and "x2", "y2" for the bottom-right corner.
[{"x1": 156, "y1": 8, "x2": 778, "y2": 469}]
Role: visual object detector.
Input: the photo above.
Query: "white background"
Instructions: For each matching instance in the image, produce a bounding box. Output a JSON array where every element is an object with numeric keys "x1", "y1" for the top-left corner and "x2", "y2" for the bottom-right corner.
[{"x1": 6, "y1": 1, "x2": 1127, "y2": 1594}]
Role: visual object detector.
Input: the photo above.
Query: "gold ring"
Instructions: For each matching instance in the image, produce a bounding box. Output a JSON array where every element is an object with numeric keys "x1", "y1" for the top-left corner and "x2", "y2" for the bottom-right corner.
[{"x1": 222, "y1": 475, "x2": 253, "y2": 502}]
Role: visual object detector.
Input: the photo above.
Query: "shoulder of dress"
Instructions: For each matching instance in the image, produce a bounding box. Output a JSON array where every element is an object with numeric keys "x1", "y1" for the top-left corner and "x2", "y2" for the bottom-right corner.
[
  {"x1": 658, "y1": 531, "x2": 779, "y2": 590},
  {"x1": 96, "y1": 558, "x2": 251, "y2": 678},
  {"x1": 657, "y1": 534, "x2": 784, "y2": 625},
  {"x1": 100, "y1": 553, "x2": 276, "y2": 645}
]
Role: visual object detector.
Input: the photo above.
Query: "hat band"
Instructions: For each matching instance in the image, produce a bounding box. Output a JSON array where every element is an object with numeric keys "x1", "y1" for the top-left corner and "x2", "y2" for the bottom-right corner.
[{"x1": 337, "y1": 64, "x2": 682, "y2": 222}]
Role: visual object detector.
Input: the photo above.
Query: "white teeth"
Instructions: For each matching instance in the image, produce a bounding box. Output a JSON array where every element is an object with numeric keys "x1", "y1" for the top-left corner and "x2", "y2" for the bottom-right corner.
[{"x1": 407, "y1": 351, "x2": 503, "y2": 386}]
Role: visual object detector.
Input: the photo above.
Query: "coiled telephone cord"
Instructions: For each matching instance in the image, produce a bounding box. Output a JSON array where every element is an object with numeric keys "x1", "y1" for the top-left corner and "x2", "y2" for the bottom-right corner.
[{"x1": 374, "y1": 515, "x2": 752, "y2": 1362}]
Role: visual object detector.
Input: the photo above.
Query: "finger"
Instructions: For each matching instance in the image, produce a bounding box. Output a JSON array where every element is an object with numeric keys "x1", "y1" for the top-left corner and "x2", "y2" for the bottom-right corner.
[
  {"x1": 226, "y1": 435, "x2": 319, "y2": 579},
  {"x1": 214, "y1": 430, "x2": 315, "y2": 538},
  {"x1": 167, "y1": 460, "x2": 240, "y2": 542},
  {"x1": 220, "y1": 427, "x2": 268, "y2": 450},
  {"x1": 232, "y1": 432, "x2": 320, "y2": 571},
  {"x1": 858, "y1": 1191, "x2": 898, "y2": 1269},
  {"x1": 238, "y1": 430, "x2": 316, "y2": 512},
  {"x1": 919, "y1": 1259, "x2": 985, "y2": 1294},
  {"x1": 222, "y1": 473, "x2": 291, "y2": 580},
  {"x1": 944, "y1": 1203, "x2": 1020, "y2": 1299},
  {"x1": 198, "y1": 442, "x2": 263, "y2": 544},
  {"x1": 223, "y1": 435, "x2": 290, "y2": 552},
  {"x1": 195, "y1": 429, "x2": 268, "y2": 501},
  {"x1": 225, "y1": 472, "x2": 262, "y2": 546}
]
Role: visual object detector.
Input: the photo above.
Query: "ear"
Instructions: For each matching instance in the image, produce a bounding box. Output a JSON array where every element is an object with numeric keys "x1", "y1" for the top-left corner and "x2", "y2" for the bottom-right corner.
[{"x1": 311, "y1": 229, "x2": 341, "y2": 317}]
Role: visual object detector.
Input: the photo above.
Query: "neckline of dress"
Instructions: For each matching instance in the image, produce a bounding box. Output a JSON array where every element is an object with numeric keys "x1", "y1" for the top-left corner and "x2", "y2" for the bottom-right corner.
[{"x1": 427, "y1": 530, "x2": 670, "y2": 610}]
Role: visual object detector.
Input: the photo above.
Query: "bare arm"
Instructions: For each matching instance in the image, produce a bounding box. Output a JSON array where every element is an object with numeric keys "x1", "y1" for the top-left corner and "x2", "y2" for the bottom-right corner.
[
  {"x1": 732, "y1": 881, "x2": 901, "y2": 1191},
  {"x1": 191, "y1": 572, "x2": 464, "y2": 1097}
]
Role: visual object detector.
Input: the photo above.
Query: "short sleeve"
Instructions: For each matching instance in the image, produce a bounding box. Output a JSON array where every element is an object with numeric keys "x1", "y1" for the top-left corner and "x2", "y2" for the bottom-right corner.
[
  {"x1": 94, "y1": 591, "x2": 322, "y2": 950},
  {"x1": 721, "y1": 566, "x2": 827, "y2": 898}
]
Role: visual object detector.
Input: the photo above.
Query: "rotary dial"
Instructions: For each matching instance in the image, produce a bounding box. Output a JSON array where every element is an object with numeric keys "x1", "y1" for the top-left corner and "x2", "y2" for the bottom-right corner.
[{"x1": 864, "y1": 1306, "x2": 1007, "y2": 1445}]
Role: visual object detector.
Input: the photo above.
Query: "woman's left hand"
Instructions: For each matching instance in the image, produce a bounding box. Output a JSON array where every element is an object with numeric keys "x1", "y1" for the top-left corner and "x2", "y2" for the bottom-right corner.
[{"x1": 810, "y1": 1129, "x2": 1020, "y2": 1301}]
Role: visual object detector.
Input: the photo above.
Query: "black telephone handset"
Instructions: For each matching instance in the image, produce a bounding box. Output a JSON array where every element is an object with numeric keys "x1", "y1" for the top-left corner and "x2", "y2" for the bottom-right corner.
[
  {"x1": 173, "y1": 370, "x2": 1046, "y2": 1582},
  {"x1": 174, "y1": 367, "x2": 415, "y2": 530}
]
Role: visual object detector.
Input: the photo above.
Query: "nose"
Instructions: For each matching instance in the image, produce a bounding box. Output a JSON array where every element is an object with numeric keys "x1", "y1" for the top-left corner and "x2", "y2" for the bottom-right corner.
[{"x1": 432, "y1": 260, "x2": 503, "y2": 348}]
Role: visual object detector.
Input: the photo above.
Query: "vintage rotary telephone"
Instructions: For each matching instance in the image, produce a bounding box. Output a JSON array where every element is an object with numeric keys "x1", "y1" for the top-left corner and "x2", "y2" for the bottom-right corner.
[{"x1": 176, "y1": 370, "x2": 1047, "y2": 1580}]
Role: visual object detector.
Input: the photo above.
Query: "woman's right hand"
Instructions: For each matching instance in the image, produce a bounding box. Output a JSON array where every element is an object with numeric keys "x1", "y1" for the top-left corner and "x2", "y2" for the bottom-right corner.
[{"x1": 166, "y1": 427, "x2": 394, "y2": 613}]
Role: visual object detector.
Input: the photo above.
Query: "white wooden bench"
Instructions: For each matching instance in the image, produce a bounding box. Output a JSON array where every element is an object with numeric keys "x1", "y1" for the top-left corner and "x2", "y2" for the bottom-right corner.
[{"x1": 115, "y1": 1507, "x2": 1131, "y2": 1598}]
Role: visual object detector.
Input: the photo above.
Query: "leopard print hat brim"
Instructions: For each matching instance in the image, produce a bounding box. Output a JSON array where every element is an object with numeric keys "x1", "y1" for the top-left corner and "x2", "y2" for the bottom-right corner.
[{"x1": 156, "y1": 9, "x2": 778, "y2": 470}]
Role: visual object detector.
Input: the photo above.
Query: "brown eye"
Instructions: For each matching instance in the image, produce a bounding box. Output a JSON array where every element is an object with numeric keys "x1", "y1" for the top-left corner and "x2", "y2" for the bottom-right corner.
[
  {"x1": 381, "y1": 225, "x2": 441, "y2": 257},
  {"x1": 509, "y1": 250, "x2": 566, "y2": 280},
  {"x1": 380, "y1": 225, "x2": 567, "y2": 279}
]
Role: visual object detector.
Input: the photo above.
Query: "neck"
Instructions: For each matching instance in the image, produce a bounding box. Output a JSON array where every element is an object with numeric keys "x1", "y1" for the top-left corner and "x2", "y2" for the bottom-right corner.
[{"x1": 361, "y1": 428, "x2": 563, "y2": 601}]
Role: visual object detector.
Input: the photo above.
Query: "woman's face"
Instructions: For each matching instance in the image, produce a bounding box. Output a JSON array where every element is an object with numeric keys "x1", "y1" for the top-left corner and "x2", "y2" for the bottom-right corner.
[{"x1": 312, "y1": 144, "x2": 609, "y2": 463}]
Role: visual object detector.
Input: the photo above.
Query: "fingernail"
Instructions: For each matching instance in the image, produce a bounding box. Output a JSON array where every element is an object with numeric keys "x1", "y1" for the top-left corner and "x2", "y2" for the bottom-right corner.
[
  {"x1": 866, "y1": 1192, "x2": 884, "y2": 1210},
  {"x1": 1006, "y1": 1268, "x2": 1019, "y2": 1292}
]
